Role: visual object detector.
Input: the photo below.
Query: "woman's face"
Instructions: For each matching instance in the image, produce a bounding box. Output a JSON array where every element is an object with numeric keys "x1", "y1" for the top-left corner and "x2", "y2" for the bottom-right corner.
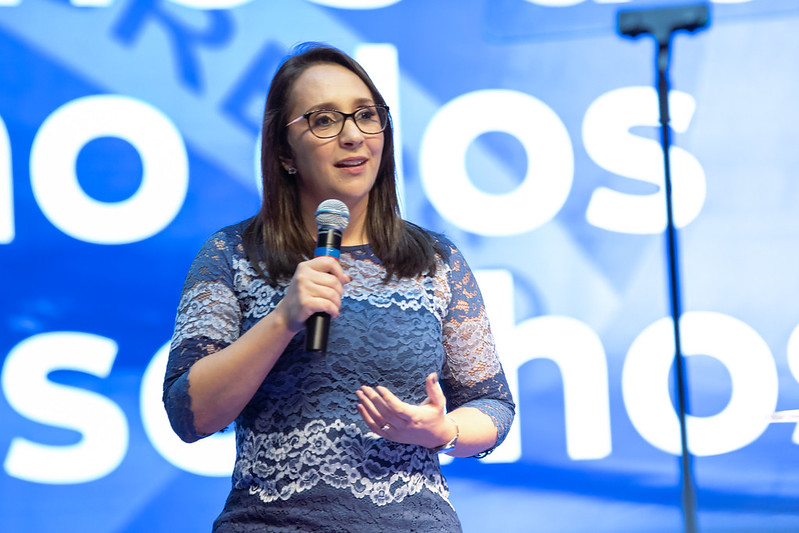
[{"x1": 283, "y1": 62, "x2": 385, "y2": 220}]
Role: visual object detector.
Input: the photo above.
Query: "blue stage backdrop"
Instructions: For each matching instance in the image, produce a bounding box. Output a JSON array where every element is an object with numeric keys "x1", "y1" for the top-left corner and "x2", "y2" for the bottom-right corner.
[{"x1": 2, "y1": 1, "x2": 799, "y2": 532}]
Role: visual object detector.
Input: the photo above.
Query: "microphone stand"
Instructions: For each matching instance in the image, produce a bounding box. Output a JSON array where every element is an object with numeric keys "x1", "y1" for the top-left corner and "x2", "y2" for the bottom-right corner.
[
  {"x1": 617, "y1": 5, "x2": 710, "y2": 533},
  {"x1": 658, "y1": 38, "x2": 698, "y2": 533}
]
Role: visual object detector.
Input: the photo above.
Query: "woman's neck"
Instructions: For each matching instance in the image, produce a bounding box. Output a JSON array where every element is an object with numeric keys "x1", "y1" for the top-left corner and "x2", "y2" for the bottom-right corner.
[{"x1": 340, "y1": 204, "x2": 368, "y2": 246}]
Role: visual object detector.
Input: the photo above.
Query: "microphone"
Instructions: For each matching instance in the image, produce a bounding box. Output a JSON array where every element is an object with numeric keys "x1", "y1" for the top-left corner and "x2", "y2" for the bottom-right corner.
[
  {"x1": 618, "y1": 3, "x2": 709, "y2": 45},
  {"x1": 305, "y1": 199, "x2": 350, "y2": 354}
]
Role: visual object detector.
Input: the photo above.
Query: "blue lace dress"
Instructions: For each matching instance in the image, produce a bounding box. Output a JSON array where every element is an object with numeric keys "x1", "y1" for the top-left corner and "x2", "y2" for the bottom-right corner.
[{"x1": 164, "y1": 219, "x2": 515, "y2": 532}]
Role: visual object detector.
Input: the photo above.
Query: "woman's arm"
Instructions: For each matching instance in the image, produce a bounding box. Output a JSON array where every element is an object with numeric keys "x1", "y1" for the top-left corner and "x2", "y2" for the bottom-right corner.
[
  {"x1": 182, "y1": 304, "x2": 298, "y2": 437},
  {"x1": 165, "y1": 254, "x2": 350, "y2": 441},
  {"x1": 355, "y1": 239, "x2": 514, "y2": 457}
]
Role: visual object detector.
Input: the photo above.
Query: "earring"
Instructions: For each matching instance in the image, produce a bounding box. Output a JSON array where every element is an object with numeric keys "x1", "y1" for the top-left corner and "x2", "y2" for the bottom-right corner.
[{"x1": 287, "y1": 167, "x2": 297, "y2": 175}]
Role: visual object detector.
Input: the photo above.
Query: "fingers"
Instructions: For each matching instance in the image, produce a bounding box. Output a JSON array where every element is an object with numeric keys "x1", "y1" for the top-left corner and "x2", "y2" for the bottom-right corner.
[
  {"x1": 308, "y1": 255, "x2": 352, "y2": 285},
  {"x1": 424, "y1": 372, "x2": 446, "y2": 409},
  {"x1": 300, "y1": 256, "x2": 350, "y2": 294},
  {"x1": 355, "y1": 402, "x2": 397, "y2": 438},
  {"x1": 356, "y1": 385, "x2": 409, "y2": 434},
  {"x1": 355, "y1": 389, "x2": 386, "y2": 435},
  {"x1": 295, "y1": 265, "x2": 344, "y2": 315},
  {"x1": 373, "y1": 385, "x2": 411, "y2": 420},
  {"x1": 277, "y1": 257, "x2": 351, "y2": 330},
  {"x1": 355, "y1": 380, "x2": 452, "y2": 448}
]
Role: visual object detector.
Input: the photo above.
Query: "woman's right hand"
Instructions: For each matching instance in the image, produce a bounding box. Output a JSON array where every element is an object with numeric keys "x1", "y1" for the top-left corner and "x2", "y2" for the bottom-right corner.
[
  {"x1": 180, "y1": 258, "x2": 349, "y2": 438},
  {"x1": 275, "y1": 256, "x2": 352, "y2": 332}
]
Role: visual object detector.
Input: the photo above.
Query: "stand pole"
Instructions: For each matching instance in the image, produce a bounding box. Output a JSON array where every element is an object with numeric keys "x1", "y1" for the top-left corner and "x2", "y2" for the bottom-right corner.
[
  {"x1": 617, "y1": 5, "x2": 710, "y2": 533},
  {"x1": 657, "y1": 42, "x2": 698, "y2": 533}
]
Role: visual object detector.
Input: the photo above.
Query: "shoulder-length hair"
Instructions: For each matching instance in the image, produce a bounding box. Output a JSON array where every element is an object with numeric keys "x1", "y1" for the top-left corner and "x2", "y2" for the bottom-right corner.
[{"x1": 243, "y1": 42, "x2": 445, "y2": 283}]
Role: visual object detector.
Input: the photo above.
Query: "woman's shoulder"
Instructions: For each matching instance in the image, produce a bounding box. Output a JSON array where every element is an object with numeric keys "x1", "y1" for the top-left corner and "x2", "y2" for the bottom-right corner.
[
  {"x1": 413, "y1": 224, "x2": 462, "y2": 263},
  {"x1": 191, "y1": 217, "x2": 255, "y2": 265},
  {"x1": 399, "y1": 222, "x2": 469, "y2": 278},
  {"x1": 202, "y1": 217, "x2": 253, "y2": 247},
  {"x1": 212, "y1": 217, "x2": 253, "y2": 240},
  {"x1": 404, "y1": 221, "x2": 455, "y2": 249}
]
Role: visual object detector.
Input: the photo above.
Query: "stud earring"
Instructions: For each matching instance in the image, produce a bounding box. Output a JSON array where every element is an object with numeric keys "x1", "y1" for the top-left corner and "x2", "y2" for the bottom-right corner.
[{"x1": 287, "y1": 167, "x2": 297, "y2": 175}]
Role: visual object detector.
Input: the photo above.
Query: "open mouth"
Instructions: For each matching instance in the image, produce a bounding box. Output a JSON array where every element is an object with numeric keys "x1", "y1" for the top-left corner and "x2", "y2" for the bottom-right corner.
[{"x1": 335, "y1": 158, "x2": 367, "y2": 168}]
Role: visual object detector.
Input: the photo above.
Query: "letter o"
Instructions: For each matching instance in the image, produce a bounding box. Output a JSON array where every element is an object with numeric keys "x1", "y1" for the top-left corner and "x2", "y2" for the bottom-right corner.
[
  {"x1": 30, "y1": 95, "x2": 188, "y2": 244},
  {"x1": 420, "y1": 89, "x2": 573, "y2": 236},
  {"x1": 622, "y1": 311, "x2": 778, "y2": 456}
]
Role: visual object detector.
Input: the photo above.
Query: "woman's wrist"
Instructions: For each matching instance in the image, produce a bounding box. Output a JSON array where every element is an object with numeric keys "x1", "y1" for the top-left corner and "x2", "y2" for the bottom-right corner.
[{"x1": 429, "y1": 415, "x2": 459, "y2": 454}]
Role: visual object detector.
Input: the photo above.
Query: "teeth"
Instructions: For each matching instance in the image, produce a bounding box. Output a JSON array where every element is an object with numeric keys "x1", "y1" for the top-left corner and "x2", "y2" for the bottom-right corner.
[{"x1": 339, "y1": 160, "x2": 364, "y2": 167}]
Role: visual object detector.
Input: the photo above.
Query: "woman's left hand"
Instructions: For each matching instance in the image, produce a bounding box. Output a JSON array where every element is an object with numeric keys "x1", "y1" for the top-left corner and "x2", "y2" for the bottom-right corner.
[{"x1": 355, "y1": 372, "x2": 457, "y2": 449}]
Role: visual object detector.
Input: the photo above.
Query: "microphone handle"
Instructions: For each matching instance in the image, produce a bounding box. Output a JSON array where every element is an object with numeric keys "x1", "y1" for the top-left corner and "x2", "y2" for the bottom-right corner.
[
  {"x1": 305, "y1": 227, "x2": 342, "y2": 353},
  {"x1": 305, "y1": 312, "x2": 331, "y2": 353}
]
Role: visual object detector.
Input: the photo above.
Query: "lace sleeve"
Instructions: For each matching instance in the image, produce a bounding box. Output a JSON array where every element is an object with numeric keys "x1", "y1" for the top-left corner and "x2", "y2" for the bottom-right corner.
[
  {"x1": 438, "y1": 240, "x2": 515, "y2": 457},
  {"x1": 163, "y1": 230, "x2": 243, "y2": 443}
]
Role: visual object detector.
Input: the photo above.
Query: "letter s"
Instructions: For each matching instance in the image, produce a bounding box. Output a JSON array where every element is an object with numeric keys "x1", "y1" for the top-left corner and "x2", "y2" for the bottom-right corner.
[
  {"x1": 2, "y1": 332, "x2": 129, "y2": 484},
  {"x1": 582, "y1": 86, "x2": 706, "y2": 234}
]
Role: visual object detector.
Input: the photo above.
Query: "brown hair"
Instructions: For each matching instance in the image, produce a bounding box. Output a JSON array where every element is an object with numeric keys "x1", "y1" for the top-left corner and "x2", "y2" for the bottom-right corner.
[{"x1": 243, "y1": 42, "x2": 445, "y2": 283}]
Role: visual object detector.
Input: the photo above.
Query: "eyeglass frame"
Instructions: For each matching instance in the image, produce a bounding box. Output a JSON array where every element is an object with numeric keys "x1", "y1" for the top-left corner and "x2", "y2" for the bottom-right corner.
[{"x1": 285, "y1": 104, "x2": 390, "y2": 139}]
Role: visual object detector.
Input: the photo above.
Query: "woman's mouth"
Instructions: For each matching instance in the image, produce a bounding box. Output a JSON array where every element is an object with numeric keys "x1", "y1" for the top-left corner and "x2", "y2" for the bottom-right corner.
[{"x1": 335, "y1": 158, "x2": 367, "y2": 168}]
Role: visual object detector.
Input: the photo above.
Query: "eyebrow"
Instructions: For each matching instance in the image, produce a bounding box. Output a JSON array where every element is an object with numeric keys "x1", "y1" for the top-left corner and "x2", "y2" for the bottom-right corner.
[{"x1": 306, "y1": 97, "x2": 375, "y2": 113}]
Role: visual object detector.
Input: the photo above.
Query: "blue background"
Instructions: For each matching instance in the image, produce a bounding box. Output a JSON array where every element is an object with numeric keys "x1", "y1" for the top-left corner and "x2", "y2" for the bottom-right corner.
[{"x1": 2, "y1": 0, "x2": 799, "y2": 532}]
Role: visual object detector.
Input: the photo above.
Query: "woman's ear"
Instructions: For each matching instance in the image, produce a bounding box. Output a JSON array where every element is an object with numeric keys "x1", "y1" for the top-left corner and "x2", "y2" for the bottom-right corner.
[{"x1": 280, "y1": 157, "x2": 297, "y2": 175}]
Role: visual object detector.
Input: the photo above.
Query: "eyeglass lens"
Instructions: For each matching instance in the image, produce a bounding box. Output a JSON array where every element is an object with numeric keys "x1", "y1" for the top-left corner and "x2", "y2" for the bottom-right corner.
[{"x1": 308, "y1": 106, "x2": 388, "y2": 138}]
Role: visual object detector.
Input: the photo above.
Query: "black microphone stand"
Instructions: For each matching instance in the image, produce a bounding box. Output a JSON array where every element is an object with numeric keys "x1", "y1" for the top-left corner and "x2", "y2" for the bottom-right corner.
[{"x1": 617, "y1": 4, "x2": 710, "y2": 533}]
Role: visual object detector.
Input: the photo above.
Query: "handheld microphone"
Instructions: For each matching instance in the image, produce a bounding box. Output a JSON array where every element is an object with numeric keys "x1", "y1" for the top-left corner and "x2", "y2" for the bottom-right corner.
[{"x1": 305, "y1": 199, "x2": 350, "y2": 353}]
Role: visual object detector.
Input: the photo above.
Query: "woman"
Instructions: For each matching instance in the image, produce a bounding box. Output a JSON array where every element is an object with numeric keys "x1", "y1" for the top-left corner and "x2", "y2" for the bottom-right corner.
[{"x1": 164, "y1": 43, "x2": 514, "y2": 532}]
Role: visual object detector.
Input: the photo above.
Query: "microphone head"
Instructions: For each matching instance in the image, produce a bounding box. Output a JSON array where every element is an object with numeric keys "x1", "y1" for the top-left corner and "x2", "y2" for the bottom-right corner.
[{"x1": 315, "y1": 199, "x2": 350, "y2": 232}]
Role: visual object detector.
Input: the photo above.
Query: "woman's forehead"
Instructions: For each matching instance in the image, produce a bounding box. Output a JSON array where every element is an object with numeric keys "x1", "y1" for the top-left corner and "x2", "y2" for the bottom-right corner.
[{"x1": 289, "y1": 63, "x2": 374, "y2": 112}]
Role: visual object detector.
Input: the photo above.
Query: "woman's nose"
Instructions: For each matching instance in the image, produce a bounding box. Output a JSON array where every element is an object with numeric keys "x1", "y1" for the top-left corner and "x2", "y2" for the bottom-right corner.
[{"x1": 338, "y1": 116, "x2": 365, "y2": 145}]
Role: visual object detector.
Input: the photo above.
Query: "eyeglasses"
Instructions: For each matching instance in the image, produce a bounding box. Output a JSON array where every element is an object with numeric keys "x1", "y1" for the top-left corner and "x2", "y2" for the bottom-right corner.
[{"x1": 285, "y1": 104, "x2": 390, "y2": 139}]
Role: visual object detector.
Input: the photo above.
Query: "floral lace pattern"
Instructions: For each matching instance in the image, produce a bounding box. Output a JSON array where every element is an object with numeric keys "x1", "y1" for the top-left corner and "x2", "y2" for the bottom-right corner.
[
  {"x1": 342, "y1": 250, "x2": 450, "y2": 321},
  {"x1": 234, "y1": 419, "x2": 448, "y2": 506},
  {"x1": 163, "y1": 220, "x2": 515, "y2": 531},
  {"x1": 171, "y1": 281, "x2": 241, "y2": 349}
]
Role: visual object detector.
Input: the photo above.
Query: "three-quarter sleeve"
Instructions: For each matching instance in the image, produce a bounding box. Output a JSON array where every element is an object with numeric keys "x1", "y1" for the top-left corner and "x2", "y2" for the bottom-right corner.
[
  {"x1": 438, "y1": 241, "x2": 515, "y2": 457},
  {"x1": 163, "y1": 231, "x2": 242, "y2": 443}
]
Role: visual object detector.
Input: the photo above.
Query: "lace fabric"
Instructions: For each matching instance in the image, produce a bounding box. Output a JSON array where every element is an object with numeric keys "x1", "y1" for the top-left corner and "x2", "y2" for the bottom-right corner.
[{"x1": 163, "y1": 220, "x2": 515, "y2": 531}]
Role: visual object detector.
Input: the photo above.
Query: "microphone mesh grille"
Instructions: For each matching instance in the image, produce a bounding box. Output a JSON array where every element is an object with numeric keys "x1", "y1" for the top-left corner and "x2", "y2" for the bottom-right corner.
[{"x1": 315, "y1": 199, "x2": 350, "y2": 231}]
